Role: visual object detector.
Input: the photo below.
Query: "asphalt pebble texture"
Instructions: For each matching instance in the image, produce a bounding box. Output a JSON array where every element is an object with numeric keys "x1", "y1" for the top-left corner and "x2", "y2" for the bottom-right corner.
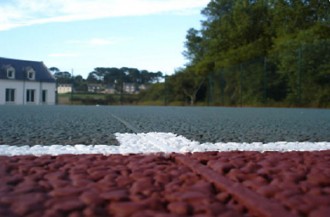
[
  {"x1": 0, "y1": 105, "x2": 329, "y2": 146},
  {"x1": 0, "y1": 151, "x2": 329, "y2": 217},
  {"x1": 1, "y1": 105, "x2": 330, "y2": 217}
]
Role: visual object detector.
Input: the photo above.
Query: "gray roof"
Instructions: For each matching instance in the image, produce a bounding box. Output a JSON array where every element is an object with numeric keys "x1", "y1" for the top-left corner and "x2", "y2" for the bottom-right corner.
[{"x1": 0, "y1": 57, "x2": 55, "y2": 82}]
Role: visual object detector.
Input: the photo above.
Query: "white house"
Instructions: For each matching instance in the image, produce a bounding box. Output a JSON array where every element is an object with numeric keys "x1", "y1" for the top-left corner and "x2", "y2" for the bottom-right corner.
[
  {"x1": 88, "y1": 84, "x2": 103, "y2": 93},
  {"x1": 0, "y1": 57, "x2": 56, "y2": 105},
  {"x1": 102, "y1": 84, "x2": 116, "y2": 94},
  {"x1": 123, "y1": 83, "x2": 137, "y2": 94},
  {"x1": 57, "y1": 84, "x2": 72, "y2": 94}
]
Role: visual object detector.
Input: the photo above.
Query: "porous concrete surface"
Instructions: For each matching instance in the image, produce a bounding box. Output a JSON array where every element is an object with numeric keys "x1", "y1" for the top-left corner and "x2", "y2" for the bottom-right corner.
[
  {"x1": 0, "y1": 106, "x2": 126, "y2": 146},
  {"x1": 1, "y1": 106, "x2": 329, "y2": 145}
]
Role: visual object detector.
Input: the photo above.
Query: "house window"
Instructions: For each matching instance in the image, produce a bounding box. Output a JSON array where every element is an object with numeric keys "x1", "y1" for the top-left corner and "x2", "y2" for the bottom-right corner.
[
  {"x1": 26, "y1": 89, "x2": 35, "y2": 103},
  {"x1": 42, "y1": 90, "x2": 47, "y2": 103},
  {"x1": 27, "y1": 71, "x2": 35, "y2": 80},
  {"x1": 5, "y1": 89, "x2": 15, "y2": 102},
  {"x1": 25, "y1": 67, "x2": 35, "y2": 80},
  {"x1": 7, "y1": 68, "x2": 15, "y2": 79}
]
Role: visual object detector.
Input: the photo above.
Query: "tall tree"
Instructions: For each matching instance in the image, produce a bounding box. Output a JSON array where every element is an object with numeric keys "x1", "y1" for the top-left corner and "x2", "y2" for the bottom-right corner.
[{"x1": 177, "y1": 0, "x2": 330, "y2": 106}]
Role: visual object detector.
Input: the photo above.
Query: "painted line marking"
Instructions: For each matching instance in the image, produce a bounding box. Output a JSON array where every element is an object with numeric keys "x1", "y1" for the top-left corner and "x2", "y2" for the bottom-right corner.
[
  {"x1": 0, "y1": 132, "x2": 329, "y2": 156},
  {"x1": 111, "y1": 114, "x2": 140, "y2": 133}
]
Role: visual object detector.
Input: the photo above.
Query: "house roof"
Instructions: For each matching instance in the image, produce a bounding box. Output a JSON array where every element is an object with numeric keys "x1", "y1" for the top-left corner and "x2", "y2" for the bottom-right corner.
[{"x1": 0, "y1": 57, "x2": 55, "y2": 82}]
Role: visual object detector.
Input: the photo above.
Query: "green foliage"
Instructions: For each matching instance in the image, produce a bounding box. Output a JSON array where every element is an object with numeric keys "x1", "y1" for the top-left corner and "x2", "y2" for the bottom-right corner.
[
  {"x1": 52, "y1": 66, "x2": 164, "y2": 105},
  {"x1": 53, "y1": 70, "x2": 72, "y2": 84},
  {"x1": 139, "y1": 83, "x2": 165, "y2": 102},
  {"x1": 270, "y1": 23, "x2": 330, "y2": 106},
  {"x1": 162, "y1": 0, "x2": 330, "y2": 107},
  {"x1": 60, "y1": 93, "x2": 140, "y2": 105},
  {"x1": 54, "y1": 0, "x2": 330, "y2": 107},
  {"x1": 87, "y1": 67, "x2": 162, "y2": 85}
]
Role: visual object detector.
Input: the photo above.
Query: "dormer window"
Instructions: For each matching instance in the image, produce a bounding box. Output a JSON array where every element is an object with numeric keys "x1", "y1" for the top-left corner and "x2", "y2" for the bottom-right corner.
[
  {"x1": 27, "y1": 71, "x2": 35, "y2": 80},
  {"x1": 3, "y1": 65, "x2": 15, "y2": 79},
  {"x1": 26, "y1": 67, "x2": 35, "y2": 80},
  {"x1": 7, "y1": 68, "x2": 15, "y2": 79}
]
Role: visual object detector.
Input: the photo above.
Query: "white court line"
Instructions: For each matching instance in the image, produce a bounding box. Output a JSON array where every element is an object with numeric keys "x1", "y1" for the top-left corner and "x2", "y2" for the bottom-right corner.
[{"x1": 0, "y1": 132, "x2": 330, "y2": 156}]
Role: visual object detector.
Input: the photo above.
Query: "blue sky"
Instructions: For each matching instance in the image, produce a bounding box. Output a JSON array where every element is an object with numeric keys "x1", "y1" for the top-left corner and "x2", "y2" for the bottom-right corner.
[{"x1": 0, "y1": 0, "x2": 209, "y2": 78}]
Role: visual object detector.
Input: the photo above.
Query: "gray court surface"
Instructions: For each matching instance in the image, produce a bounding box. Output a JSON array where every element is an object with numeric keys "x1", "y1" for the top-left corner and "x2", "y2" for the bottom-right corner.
[{"x1": 0, "y1": 105, "x2": 329, "y2": 146}]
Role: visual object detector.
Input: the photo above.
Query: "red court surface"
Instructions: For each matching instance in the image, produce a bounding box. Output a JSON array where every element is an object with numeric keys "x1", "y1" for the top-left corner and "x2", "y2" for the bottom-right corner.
[{"x1": 0, "y1": 151, "x2": 329, "y2": 217}]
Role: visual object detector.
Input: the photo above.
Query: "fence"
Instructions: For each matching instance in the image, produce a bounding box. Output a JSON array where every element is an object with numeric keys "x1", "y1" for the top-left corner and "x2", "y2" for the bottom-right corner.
[{"x1": 205, "y1": 41, "x2": 330, "y2": 107}]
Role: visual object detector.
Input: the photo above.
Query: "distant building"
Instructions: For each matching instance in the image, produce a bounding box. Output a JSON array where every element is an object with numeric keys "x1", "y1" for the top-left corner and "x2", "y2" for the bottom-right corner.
[
  {"x1": 123, "y1": 83, "x2": 149, "y2": 94},
  {"x1": 0, "y1": 57, "x2": 56, "y2": 105},
  {"x1": 87, "y1": 84, "x2": 103, "y2": 93},
  {"x1": 87, "y1": 83, "x2": 149, "y2": 94},
  {"x1": 102, "y1": 84, "x2": 116, "y2": 94},
  {"x1": 138, "y1": 84, "x2": 148, "y2": 91},
  {"x1": 57, "y1": 84, "x2": 72, "y2": 94},
  {"x1": 123, "y1": 83, "x2": 137, "y2": 94}
]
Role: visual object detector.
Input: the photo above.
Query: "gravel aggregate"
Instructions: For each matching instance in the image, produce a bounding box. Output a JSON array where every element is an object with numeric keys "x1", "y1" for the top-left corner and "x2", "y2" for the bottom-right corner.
[
  {"x1": 109, "y1": 106, "x2": 330, "y2": 143},
  {"x1": 0, "y1": 105, "x2": 329, "y2": 145},
  {"x1": 0, "y1": 106, "x2": 127, "y2": 146},
  {"x1": 191, "y1": 151, "x2": 330, "y2": 216},
  {"x1": 1, "y1": 105, "x2": 329, "y2": 217},
  {"x1": 0, "y1": 151, "x2": 329, "y2": 217}
]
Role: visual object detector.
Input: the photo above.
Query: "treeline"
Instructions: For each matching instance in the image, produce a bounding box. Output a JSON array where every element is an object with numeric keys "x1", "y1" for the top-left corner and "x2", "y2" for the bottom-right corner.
[
  {"x1": 87, "y1": 67, "x2": 162, "y2": 84},
  {"x1": 142, "y1": 0, "x2": 330, "y2": 107},
  {"x1": 50, "y1": 67, "x2": 163, "y2": 92}
]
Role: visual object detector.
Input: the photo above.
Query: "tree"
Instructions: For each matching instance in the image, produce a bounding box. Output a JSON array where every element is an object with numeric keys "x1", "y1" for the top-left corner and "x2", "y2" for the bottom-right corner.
[
  {"x1": 176, "y1": 0, "x2": 330, "y2": 107},
  {"x1": 183, "y1": 28, "x2": 204, "y2": 64},
  {"x1": 73, "y1": 75, "x2": 87, "y2": 92},
  {"x1": 172, "y1": 68, "x2": 205, "y2": 106},
  {"x1": 85, "y1": 67, "x2": 164, "y2": 96},
  {"x1": 50, "y1": 67, "x2": 72, "y2": 84},
  {"x1": 270, "y1": 23, "x2": 330, "y2": 106},
  {"x1": 49, "y1": 67, "x2": 60, "y2": 74},
  {"x1": 87, "y1": 71, "x2": 102, "y2": 83}
]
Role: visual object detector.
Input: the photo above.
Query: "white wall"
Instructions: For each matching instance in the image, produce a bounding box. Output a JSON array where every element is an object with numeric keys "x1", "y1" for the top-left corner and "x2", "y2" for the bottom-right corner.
[
  {"x1": 41, "y1": 82, "x2": 56, "y2": 105},
  {"x1": 0, "y1": 80, "x2": 56, "y2": 105},
  {"x1": 57, "y1": 86, "x2": 72, "y2": 94}
]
